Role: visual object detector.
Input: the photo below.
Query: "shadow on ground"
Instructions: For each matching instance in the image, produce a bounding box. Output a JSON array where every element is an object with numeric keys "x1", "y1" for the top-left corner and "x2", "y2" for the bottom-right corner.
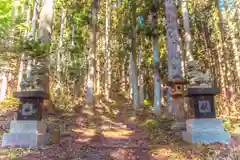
[{"x1": 1, "y1": 92, "x2": 240, "y2": 160}]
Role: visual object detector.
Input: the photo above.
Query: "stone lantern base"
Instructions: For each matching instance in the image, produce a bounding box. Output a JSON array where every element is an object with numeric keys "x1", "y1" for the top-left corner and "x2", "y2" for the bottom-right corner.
[
  {"x1": 182, "y1": 118, "x2": 230, "y2": 144},
  {"x1": 2, "y1": 121, "x2": 50, "y2": 147},
  {"x1": 182, "y1": 87, "x2": 230, "y2": 144},
  {"x1": 2, "y1": 91, "x2": 50, "y2": 148}
]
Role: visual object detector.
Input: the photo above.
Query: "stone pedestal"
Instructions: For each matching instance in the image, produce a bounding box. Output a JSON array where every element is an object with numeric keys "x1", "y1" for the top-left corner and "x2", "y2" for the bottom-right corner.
[
  {"x1": 14, "y1": 91, "x2": 48, "y2": 120},
  {"x1": 2, "y1": 91, "x2": 50, "y2": 148},
  {"x1": 183, "y1": 87, "x2": 230, "y2": 144},
  {"x1": 171, "y1": 98, "x2": 186, "y2": 131},
  {"x1": 2, "y1": 120, "x2": 50, "y2": 147},
  {"x1": 187, "y1": 87, "x2": 219, "y2": 118},
  {"x1": 182, "y1": 118, "x2": 230, "y2": 144}
]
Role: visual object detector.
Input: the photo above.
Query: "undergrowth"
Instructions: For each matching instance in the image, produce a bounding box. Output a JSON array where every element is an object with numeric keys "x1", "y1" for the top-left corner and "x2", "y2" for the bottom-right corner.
[
  {"x1": 0, "y1": 98, "x2": 19, "y2": 110},
  {"x1": 133, "y1": 105, "x2": 240, "y2": 160}
]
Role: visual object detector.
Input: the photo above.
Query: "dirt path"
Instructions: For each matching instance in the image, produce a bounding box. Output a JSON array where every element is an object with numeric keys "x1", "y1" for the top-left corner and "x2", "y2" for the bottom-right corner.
[
  {"x1": 4, "y1": 101, "x2": 163, "y2": 160},
  {"x1": 0, "y1": 96, "x2": 239, "y2": 160}
]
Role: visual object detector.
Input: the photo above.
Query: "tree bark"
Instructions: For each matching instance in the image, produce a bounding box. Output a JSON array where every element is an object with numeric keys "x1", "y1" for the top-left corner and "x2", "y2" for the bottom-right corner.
[
  {"x1": 55, "y1": 8, "x2": 66, "y2": 98},
  {"x1": 181, "y1": 0, "x2": 194, "y2": 69},
  {"x1": 30, "y1": 0, "x2": 39, "y2": 39},
  {"x1": 152, "y1": 0, "x2": 161, "y2": 113},
  {"x1": 138, "y1": 39, "x2": 144, "y2": 106},
  {"x1": 0, "y1": 73, "x2": 8, "y2": 102},
  {"x1": 130, "y1": 0, "x2": 139, "y2": 113},
  {"x1": 104, "y1": 0, "x2": 111, "y2": 99},
  {"x1": 216, "y1": 0, "x2": 231, "y2": 98},
  {"x1": 86, "y1": 0, "x2": 98, "y2": 105}
]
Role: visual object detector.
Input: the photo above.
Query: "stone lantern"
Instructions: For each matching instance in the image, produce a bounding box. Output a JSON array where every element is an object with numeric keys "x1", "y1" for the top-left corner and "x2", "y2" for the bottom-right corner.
[
  {"x1": 168, "y1": 80, "x2": 188, "y2": 131},
  {"x1": 182, "y1": 61, "x2": 230, "y2": 144},
  {"x1": 2, "y1": 58, "x2": 50, "y2": 148}
]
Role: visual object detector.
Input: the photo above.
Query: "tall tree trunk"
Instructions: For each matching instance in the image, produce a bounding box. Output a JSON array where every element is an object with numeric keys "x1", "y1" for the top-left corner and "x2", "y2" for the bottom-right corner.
[
  {"x1": 152, "y1": 0, "x2": 161, "y2": 113},
  {"x1": 138, "y1": 39, "x2": 144, "y2": 106},
  {"x1": 8, "y1": 0, "x2": 18, "y2": 95},
  {"x1": 216, "y1": 0, "x2": 231, "y2": 98},
  {"x1": 9, "y1": 0, "x2": 18, "y2": 47},
  {"x1": 38, "y1": 0, "x2": 53, "y2": 44},
  {"x1": 71, "y1": 23, "x2": 81, "y2": 98},
  {"x1": 30, "y1": 0, "x2": 39, "y2": 39},
  {"x1": 104, "y1": 0, "x2": 111, "y2": 100},
  {"x1": 129, "y1": 54, "x2": 133, "y2": 100},
  {"x1": 71, "y1": 22, "x2": 75, "y2": 46},
  {"x1": 121, "y1": 52, "x2": 126, "y2": 91},
  {"x1": 55, "y1": 8, "x2": 66, "y2": 98},
  {"x1": 167, "y1": 86, "x2": 173, "y2": 114},
  {"x1": 0, "y1": 73, "x2": 7, "y2": 102},
  {"x1": 227, "y1": 6, "x2": 240, "y2": 92},
  {"x1": 181, "y1": 0, "x2": 194, "y2": 69},
  {"x1": 7, "y1": 72, "x2": 14, "y2": 97},
  {"x1": 17, "y1": 54, "x2": 24, "y2": 91},
  {"x1": 95, "y1": 32, "x2": 100, "y2": 95},
  {"x1": 86, "y1": 0, "x2": 98, "y2": 105},
  {"x1": 24, "y1": 5, "x2": 31, "y2": 37},
  {"x1": 130, "y1": 0, "x2": 139, "y2": 113},
  {"x1": 201, "y1": 23, "x2": 215, "y2": 84}
]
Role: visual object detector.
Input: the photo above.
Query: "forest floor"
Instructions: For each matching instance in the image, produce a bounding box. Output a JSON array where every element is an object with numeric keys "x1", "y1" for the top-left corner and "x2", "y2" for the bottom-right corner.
[{"x1": 0, "y1": 93, "x2": 239, "y2": 160}]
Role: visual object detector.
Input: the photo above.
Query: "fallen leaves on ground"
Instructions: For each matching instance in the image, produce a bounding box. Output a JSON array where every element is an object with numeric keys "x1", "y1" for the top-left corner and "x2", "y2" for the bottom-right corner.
[{"x1": 0, "y1": 95, "x2": 240, "y2": 160}]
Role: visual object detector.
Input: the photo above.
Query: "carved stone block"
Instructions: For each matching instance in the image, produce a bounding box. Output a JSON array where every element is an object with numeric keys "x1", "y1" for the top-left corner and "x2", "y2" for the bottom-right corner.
[
  {"x1": 182, "y1": 119, "x2": 230, "y2": 144},
  {"x1": 186, "y1": 87, "x2": 220, "y2": 118},
  {"x1": 14, "y1": 91, "x2": 48, "y2": 121},
  {"x1": 2, "y1": 120, "x2": 50, "y2": 148}
]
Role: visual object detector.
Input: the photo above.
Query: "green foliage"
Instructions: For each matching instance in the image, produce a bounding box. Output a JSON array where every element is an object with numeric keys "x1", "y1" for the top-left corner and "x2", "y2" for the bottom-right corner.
[
  {"x1": 142, "y1": 119, "x2": 158, "y2": 130},
  {"x1": 156, "y1": 118, "x2": 174, "y2": 131},
  {"x1": 118, "y1": 24, "x2": 132, "y2": 35},
  {"x1": 18, "y1": 39, "x2": 51, "y2": 58},
  {"x1": 0, "y1": 0, "x2": 12, "y2": 38},
  {"x1": 223, "y1": 119, "x2": 233, "y2": 131},
  {"x1": 223, "y1": 119, "x2": 240, "y2": 132},
  {"x1": 74, "y1": 12, "x2": 90, "y2": 26},
  {"x1": 143, "y1": 99, "x2": 151, "y2": 105},
  {"x1": 136, "y1": 24, "x2": 153, "y2": 37},
  {"x1": 0, "y1": 98, "x2": 20, "y2": 109}
]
